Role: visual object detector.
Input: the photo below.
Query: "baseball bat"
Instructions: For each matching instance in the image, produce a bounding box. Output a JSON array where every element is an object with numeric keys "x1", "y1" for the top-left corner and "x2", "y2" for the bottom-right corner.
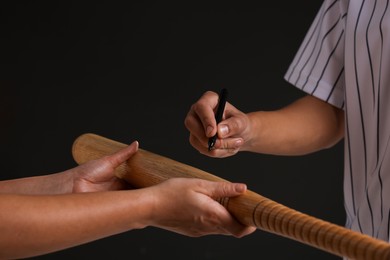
[{"x1": 72, "y1": 133, "x2": 390, "y2": 260}]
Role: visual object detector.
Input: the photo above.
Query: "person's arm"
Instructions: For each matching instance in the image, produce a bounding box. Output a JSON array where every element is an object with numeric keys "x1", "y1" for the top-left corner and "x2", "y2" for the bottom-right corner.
[
  {"x1": 0, "y1": 179, "x2": 254, "y2": 259},
  {"x1": 185, "y1": 92, "x2": 344, "y2": 157},
  {"x1": 0, "y1": 142, "x2": 137, "y2": 195},
  {"x1": 0, "y1": 141, "x2": 256, "y2": 259},
  {"x1": 242, "y1": 94, "x2": 345, "y2": 155},
  {"x1": 0, "y1": 171, "x2": 73, "y2": 194}
]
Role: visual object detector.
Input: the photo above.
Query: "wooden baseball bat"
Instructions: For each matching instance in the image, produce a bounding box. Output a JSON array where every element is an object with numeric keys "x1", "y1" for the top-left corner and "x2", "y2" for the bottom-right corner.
[{"x1": 72, "y1": 133, "x2": 390, "y2": 260}]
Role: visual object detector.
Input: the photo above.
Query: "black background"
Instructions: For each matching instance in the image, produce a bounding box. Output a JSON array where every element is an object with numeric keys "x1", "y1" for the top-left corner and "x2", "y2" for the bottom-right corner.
[{"x1": 0, "y1": 1, "x2": 345, "y2": 259}]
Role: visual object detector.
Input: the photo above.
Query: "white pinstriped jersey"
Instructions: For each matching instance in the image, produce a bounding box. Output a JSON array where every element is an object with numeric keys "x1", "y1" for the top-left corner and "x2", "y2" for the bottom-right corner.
[{"x1": 284, "y1": 0, "x2": 390, "y2": 246}]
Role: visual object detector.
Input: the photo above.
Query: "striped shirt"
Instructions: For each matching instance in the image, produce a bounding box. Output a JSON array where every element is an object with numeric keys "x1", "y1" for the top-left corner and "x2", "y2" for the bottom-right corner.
[{"x1": 284, "y1": 0, "x2": 390, "y2": 247}]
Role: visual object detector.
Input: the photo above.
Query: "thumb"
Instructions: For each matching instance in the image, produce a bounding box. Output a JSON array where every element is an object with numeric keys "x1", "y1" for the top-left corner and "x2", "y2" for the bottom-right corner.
[{"x1": 106, "y1": 141, "x2": 139, "y2": 168}]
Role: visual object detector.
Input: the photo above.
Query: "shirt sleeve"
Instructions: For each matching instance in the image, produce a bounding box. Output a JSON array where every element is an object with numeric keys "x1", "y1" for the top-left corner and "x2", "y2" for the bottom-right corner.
[{"x1": 284, "y1": 0, "x2": 346, "y2": 109}]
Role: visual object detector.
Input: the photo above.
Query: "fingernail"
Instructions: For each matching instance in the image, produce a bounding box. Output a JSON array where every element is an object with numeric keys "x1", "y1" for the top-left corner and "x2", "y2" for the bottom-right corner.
[
  {"x1": 235, "y1": 184, "x2": 246, "y2": 193},
  {"x1": 206, "y1": 126, "x2": 213, "y2": 136},
  {"x1": 234, "y1": 139, "x2": 243, "y2": 148},
  {"x1": 219, "y1": 124, "x2": 229, "y2": 135}
]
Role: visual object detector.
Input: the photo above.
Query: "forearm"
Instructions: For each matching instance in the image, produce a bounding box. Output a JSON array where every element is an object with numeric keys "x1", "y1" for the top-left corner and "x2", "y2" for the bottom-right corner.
[
  {"x1": 0, "y1": 190, "x2": 151, "y2": 259},
  {"x1": 0, "y1": 171, "x2": 73, "y2": 195},
  {"x1": 242, "y1": 95, "x2": 344, "y2": 155}
]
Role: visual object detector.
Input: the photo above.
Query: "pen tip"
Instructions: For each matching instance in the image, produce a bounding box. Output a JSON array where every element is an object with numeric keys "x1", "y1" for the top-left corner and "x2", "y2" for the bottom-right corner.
[{"x1": 208, "y1": 140, "x2": 215, "y2": 151}]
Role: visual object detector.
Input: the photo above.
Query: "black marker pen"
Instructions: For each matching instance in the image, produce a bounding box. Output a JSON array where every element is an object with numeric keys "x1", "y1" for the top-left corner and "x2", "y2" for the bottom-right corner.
[{"x1": 208, "y1": 88, "x2": 228, "y2": 151}]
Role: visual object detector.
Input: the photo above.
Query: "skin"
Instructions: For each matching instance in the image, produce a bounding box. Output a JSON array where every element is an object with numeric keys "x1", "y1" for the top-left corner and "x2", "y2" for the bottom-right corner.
[
  {"x1": 0, "y1": 141, "x2": 256, "y2": 259},
  {"x1": 184, "y1": 91, "x2": 345, "y2": 158}
]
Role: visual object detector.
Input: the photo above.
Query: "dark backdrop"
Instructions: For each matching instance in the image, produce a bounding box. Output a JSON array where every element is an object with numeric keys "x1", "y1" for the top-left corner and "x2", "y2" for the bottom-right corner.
[{"x1": 0, "y1": 1, "x2": 345, "y2": 259}]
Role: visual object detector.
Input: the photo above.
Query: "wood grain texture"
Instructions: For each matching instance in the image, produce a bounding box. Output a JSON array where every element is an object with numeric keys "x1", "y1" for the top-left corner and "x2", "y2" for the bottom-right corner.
[{"x1": 72, "y1": 133, "x2": 390, "y2": 260}]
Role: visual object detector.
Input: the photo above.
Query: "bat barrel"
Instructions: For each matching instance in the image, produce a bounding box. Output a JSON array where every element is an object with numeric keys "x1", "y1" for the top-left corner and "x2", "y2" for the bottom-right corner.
[{"x1": 72, "y1": 133, "x2": 390, "y2": 260}]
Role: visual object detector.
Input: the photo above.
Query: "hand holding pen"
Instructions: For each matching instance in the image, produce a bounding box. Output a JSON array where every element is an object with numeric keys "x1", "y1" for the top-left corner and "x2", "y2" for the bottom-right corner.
[{"x1": 184, "y1": 88, "x2": 246, "y2": 157}]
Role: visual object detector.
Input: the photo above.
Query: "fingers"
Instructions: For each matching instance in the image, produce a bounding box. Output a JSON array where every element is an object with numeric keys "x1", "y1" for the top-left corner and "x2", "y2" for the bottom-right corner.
[
  {"x1": 105, "y1": 141, "x2": 139, "y2": 168},
  {"x1": 201, "y1": 181, "x2": 257, "y2": 238},
  {"x1": 226, "y1": 223, "x2": 257, "y2": 238},
  {"x1": 184, "y1": 91, "x2": 220, "y2": 139},
  {"x1": 189, "y1": 132, "x2": 242, "y2": 158},
  {"x1": 185, "y1": 91, "x2": 250, "y2": 157},
  {"x1": 217, "y1": 212, "x2": 257, "y2": 238},
  {"x1": 186, "y1": 102, "x2": 242, "y2": 155},
  {"x1": 152, "y1": 178, "x2": 255, "y2": 238},
  {"x1": 218, "y1": 102, "x2": 249, "y2": 139},
  {"x1": 206, "y1": 181, "x2": 248, "y2": 198}
]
